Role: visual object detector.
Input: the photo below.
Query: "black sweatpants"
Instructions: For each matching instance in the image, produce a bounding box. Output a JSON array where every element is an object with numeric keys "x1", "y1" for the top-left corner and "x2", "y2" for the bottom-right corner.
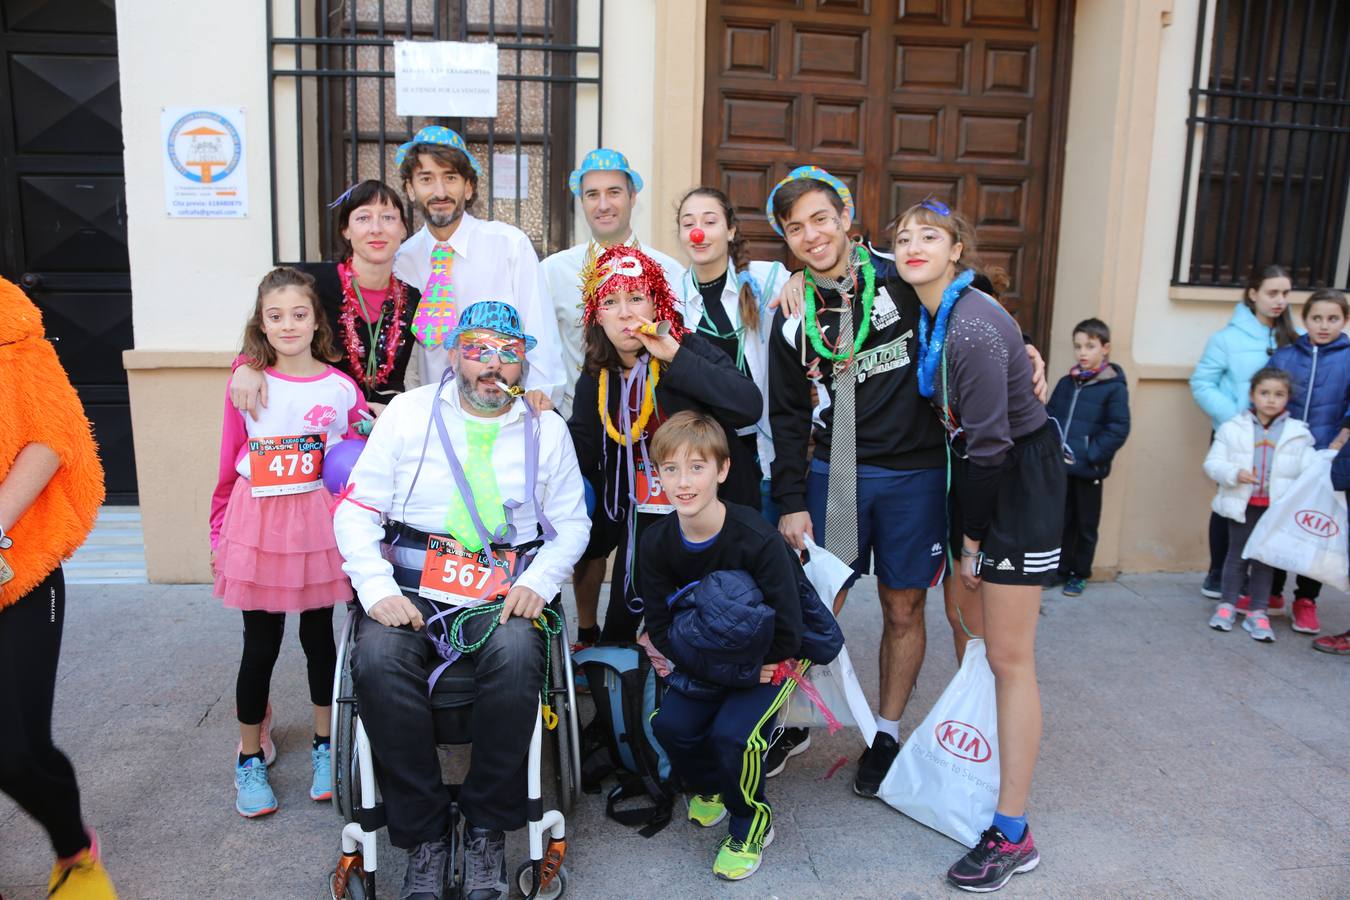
[
  {"x1": 0, "y1": 567, "x2": 90, "y2": 858},
  {"x1": 1059, "y1": 477, "x2": 1104, "y2": 579},
  {"x1": 1269, "y1": 568, "x2": 1323, "y2": 601},
  {"x1": 236, "y1": 607, "x2": 336, "y2": 725}
]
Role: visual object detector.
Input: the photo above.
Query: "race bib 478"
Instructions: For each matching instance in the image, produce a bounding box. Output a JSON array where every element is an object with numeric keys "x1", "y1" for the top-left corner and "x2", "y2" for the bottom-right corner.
[{"x1": 248, "y1": 434, "x2": 325, "y2": 497}]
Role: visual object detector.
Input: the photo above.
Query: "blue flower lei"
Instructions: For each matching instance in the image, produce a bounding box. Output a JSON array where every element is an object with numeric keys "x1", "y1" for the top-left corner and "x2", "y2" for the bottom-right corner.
[{"x1": 917, "y1": 268, "x2": 976, "y2": 398}]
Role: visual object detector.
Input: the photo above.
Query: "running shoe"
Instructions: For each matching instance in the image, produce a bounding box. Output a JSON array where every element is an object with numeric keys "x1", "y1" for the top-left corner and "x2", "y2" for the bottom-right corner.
[
  {"x1": 234, "y1": 756, "x2": 278, "y2": 817},
  {"x1": 1312, "y1": 630, "x2": 1350, "y2": 655},
  {"x1": 1268, "y1": 594, "x2": 1287, "y2": 617},
  {"x1": 1291, "y1": 597, "x2": 1321, "y2": 634},
  {"x1": 712, "y1": 827, "x2": 774, "y2": 881},
  {"x1": 947, "y1": 824, "x2": 1040, "y2": 892},
  {"x1": 310, "y1": 742, "x2": 333, "y2": 801},
  {"x1": 853, "y1": 732, "x2": 899, "y2": 797},
  {"x1": 1201, "y1": 572, "x2": 1222, "y2": 599},
  {"x1": 401, "y1": 836, "x2": 451, "y2": 900},
  {"x1": 688, "y1": 793, "x2": 727, "y2": 827},
  {"x1": 1209, "y1": 602, "x2": 1237, "y2": 632},
  {"x1": 235, "y1": 702, "x2": 276, "y2": 766},
  {"x1": 1243, "y1": 612, "x2": 1275, "y2": 642},
  {"x1": 48, "y1": 829, "x2": 117, "y2": 899},
  {"x1": 764, "y1": 727, "x2": 811, "y2": 778},
  {"x1": 463, "y1": 825, "x2": 508, "y2": 900},
  {"x1": 1235, "y1": 594, "x2": 1251, "y2": 614},
  {"x1": 1062, "y1": 577, "x2": 1086, "y2": 598}
]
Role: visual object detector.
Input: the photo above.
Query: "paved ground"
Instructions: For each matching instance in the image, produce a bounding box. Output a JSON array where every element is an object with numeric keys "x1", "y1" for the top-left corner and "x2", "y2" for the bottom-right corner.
[{"x1": 3, "y1": 574, "x2": 1349, "y2": 899}]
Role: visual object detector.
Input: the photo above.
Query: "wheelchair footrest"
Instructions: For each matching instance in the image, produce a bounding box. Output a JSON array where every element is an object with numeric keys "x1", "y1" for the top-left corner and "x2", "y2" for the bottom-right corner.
[{"x1": 354, "y1": 803, "x2": 387, "y2": 832}]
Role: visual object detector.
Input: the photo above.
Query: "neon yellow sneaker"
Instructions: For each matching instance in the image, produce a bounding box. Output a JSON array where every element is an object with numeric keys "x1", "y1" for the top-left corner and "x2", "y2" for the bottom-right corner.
[
  {"x1": 712, "y1": 828, "x2": 774, "y2": 881},
  {"x1": 48, "y1": 832, "x2": 118, "y2": 899},
  {"x1": 687, "y1": 793, "x2": 727, "y2": 827}
]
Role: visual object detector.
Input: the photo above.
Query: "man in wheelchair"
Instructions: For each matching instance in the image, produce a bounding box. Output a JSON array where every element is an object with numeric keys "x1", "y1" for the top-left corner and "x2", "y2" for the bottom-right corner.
[{"x1": 333, "y1": 301, "x2": 589, "y2": 900}]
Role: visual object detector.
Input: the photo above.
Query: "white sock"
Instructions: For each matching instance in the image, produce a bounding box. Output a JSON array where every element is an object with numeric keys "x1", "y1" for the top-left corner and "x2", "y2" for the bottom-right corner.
[{"x1": 875, "y1": 716, "x2": 901, "y2": 740}]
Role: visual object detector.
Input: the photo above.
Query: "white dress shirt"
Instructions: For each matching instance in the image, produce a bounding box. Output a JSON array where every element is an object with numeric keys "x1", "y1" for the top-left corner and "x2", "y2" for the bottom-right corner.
[
  {"x1": 539, "y1": 235, "x2": 683, "y2": 418},
  {"x1": 394, "y1": 215, "x2": 565, "y2": 400},
  {"x1": 332, "y1": 382, "x2": 590, "y2": 612},
  {"x1": 678, "y1": 260, "x2": 789, "y2": 480}
]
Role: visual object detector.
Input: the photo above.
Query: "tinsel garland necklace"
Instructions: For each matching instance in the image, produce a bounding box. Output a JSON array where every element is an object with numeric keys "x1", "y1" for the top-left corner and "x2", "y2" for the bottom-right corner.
[
  {"x1": 598, "y1": 357, "x2": 662, "y2": 446},
  {"x1": 338, "y1": 260, "x2": 408, "y2": 390},
  {"x1": 804, "y1": 245, "x2": 876, "y2": 363},
  {"x1": 916, "y1": 267, "x2": 976, "y2": 399}
]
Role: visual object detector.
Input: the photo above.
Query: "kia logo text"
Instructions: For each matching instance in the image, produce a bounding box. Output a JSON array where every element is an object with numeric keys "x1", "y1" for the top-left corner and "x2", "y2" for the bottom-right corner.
[
  {"x1": 935, "y1": 720, "x2": 992, "y2": 763},
  {"x1": 1295, "y1": 509, "x2": 1340, "y2": 537}
]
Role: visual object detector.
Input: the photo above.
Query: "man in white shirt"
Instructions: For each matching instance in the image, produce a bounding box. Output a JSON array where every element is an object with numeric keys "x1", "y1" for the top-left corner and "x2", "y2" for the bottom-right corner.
[
  {"x1": 393, "y1": 126, "x2": 565, "y2": 405},
  {"x1": 541, "y1": 149, "x2": 681, "y2": 650},
  {"x1": 333, "y1": 301, "x2": 588, "y2": 900}
]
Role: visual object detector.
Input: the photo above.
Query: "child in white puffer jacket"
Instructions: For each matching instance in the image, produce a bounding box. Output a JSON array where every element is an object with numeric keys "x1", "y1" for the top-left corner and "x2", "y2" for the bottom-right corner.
[{"x1": 1204, "y1": 367, "x2": 1317, "y2": 641}]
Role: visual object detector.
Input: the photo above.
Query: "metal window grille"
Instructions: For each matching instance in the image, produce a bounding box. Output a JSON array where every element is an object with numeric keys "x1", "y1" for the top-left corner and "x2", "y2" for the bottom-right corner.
[
  {"x1": 1174, "y1": 0, "x2": 1350, "y2": 288},
  {"x1": 266, "y1": 0, "x2": 602, "y2": 264}
]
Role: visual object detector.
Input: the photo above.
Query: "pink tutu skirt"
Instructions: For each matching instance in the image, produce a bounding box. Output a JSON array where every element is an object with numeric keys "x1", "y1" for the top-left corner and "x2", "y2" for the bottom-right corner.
[{"x1": 213, "y1": 478, "x2": 352, "y2": 613}]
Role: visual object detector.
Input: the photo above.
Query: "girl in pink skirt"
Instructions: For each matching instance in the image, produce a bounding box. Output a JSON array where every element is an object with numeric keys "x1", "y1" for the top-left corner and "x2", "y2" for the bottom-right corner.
[{"x1": 209, "y1": 267, "x2": 368, "y2": 818}]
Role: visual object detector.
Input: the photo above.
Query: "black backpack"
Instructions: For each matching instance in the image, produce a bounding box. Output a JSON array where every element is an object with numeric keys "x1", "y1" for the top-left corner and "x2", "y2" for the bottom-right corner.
[{"x1": 572, "y1": 643, "x2": 674, "y2": 836}]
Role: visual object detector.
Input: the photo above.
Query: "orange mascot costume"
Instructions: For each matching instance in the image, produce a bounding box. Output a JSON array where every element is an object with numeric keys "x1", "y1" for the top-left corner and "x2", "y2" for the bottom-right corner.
[{"x1": 0, "y1": 275, "x2": 104, "y2": 608}]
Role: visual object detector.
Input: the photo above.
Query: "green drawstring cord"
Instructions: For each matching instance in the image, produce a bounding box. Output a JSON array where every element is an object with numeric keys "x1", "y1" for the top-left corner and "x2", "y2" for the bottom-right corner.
[{"x1": 446, "y1": 601, "x2": 565, "y2": 730}]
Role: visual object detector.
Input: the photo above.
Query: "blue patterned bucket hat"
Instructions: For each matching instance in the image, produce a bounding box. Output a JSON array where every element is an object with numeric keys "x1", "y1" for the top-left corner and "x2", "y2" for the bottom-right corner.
[
  {"x1": 395, "y1": 125, "x2": 483, "y2": 177},
  {"x1": 765, "y1": 166, "x2": 856, "y2": 237},
  {"x1": 445, "y1": 300, "x2": 537, "y2": 352},
  {"x1": 569, "y1": 148, "x2": 644, "y2": 195}
]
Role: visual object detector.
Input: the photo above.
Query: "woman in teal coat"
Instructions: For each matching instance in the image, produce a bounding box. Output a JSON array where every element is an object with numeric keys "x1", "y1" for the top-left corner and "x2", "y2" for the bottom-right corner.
[{"x1": 1189, "y1": 264, "x2": 1296, "y2": 599}]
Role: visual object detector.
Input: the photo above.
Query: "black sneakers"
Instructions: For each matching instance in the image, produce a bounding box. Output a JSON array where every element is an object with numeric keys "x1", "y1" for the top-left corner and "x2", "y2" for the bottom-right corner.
[
  {"x1": 463, "y1": 824, "x2": 509, "y2": 900},
  {"x1": 852, "y1": 732, "x2": 899, "y2": 797},
  {"x1": 946, "y1": 825, "x2": 1040, "y2": 892},
  {"x1": 763, "y1": 727, "x2": 811, "y2": 778},
  {"x1": 400, "y1": 837, "x2": 450, "y2": 900}
]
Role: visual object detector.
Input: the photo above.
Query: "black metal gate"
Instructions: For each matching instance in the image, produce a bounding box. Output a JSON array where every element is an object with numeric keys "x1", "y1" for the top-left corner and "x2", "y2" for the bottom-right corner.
[
  {"x1": 267, "y1": 0, "x2": 602, "y2": 264},
  {"x1": 0, "y1": 0, "x2": 136, "y2": 502},
  {"x1": 1174, "y1": 0, "x2": 1350, "y2": 288}
]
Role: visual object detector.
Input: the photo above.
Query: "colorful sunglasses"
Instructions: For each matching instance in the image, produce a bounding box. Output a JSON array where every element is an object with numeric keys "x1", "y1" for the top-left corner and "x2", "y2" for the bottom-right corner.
[{"x1": 458, "y1": 333, "x2": 525, "y2": 364}]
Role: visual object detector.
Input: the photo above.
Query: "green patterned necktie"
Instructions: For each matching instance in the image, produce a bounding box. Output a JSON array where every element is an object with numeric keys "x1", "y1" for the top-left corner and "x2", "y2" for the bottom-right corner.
[{"x1": 443, "y1": 418, "x2": 505, "y2": 552}]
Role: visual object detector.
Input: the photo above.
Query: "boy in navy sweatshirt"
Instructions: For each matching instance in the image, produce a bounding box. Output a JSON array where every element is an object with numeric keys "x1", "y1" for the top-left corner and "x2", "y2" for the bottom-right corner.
[
  {"x1": 1044, "y1": 319, "x2": 1131, "y2": 596},
  {"x1": 639, "y1": 411, "x2": 803, "y2": 883}
]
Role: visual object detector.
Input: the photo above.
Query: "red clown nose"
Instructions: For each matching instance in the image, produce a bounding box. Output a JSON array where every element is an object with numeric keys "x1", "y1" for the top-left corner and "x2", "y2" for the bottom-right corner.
[{"x1": 689, "y1": 228, "x2": 705, "y2": 244}]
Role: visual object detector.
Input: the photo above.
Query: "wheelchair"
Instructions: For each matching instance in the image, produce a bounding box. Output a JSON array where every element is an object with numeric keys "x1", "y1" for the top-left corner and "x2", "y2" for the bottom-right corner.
[{"x1": 327, "y1": 593, "x2": 582, "y2": 900}]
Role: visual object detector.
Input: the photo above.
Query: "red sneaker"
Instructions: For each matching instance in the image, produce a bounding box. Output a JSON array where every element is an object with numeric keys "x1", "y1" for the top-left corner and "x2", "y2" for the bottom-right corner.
[
  {"x1": 1290, "y1": 598, "x2": 1320, "y2": 634},
  {"x1": 1235, "y1": 595, "x2": 1252, "y2": 613},
  {"x1": 1267, "y1": 594, "x2": 1287, "y2": 617},
  {"x1": 1312, "y1": 630, "x2": 1350, "y2": 655}
]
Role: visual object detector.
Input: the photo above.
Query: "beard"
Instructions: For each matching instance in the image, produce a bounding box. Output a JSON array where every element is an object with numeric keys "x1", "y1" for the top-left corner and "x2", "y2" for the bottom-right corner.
[
  {"x1": 458, "y1": 369, "x2": 511, "y2": 413},
  {"x1": 418, "y1": 196, "x2": 463, "y2": 229}
]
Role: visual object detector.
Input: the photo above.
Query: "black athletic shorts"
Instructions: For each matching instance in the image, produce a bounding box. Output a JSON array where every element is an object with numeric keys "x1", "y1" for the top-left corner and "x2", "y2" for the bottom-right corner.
[
  {"x1": 582, "y1": 492, "x2": 623, "y2": 561},
  {"x1": 949, "y1": 421, "x2": 1068, "y2": 586}
]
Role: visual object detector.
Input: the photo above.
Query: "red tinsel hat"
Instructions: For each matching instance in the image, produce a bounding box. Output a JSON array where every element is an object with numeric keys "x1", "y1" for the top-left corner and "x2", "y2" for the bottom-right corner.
[{"x1": 580, "y1": 244, "x2": 687, "y2": 340}]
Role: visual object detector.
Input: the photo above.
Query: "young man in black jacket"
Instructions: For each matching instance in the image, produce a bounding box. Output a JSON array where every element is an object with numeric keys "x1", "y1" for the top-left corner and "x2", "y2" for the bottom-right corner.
[
  {"x1": 1044, "y1": 318, "x2": 1131, "y2": 596},
  {"x1": 641, "y1": 411, "x2": 803, "y2": 882}
]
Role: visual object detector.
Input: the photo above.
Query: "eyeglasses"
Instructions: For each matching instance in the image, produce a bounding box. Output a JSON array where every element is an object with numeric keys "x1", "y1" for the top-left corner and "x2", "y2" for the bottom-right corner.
[{"x1": 458, "y1": 337, "x2": 525, "y2": 364}]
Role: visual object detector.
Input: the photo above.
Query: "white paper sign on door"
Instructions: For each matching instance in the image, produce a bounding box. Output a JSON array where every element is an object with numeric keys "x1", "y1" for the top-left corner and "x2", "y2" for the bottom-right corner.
[{"x1": 395, "y1": 40, "x2": 498, "y2": 118}]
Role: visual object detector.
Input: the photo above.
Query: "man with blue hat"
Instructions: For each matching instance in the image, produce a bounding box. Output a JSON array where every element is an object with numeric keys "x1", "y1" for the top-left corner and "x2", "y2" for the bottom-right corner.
[
  {"x1": 393, "y1": 126, "x2": 565, "y2": 407},
  {"x1": 540, "y1": 148, "x2": 681, "y2": 654},
  {"x1": 333, "y1": 300, "x2": 589, "y2": 900}
]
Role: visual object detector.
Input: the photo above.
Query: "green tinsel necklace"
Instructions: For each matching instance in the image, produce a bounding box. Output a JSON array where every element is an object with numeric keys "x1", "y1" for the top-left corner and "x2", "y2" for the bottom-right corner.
[{"x1": 804, "y1": 245, "x2": 875, "y2": 363}]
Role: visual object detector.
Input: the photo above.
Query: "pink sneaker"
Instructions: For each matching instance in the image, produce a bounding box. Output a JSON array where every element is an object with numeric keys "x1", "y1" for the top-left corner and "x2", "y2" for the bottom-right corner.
[
  {"x1": 1268, "y1": 594, "x2": 1287, "y2": 617},
  {"x1": 236, "y1": 703, "x2": 276, "y2": 766},
  {"x1": 1290, "y1": 597, "x2": 1320, "y2": 634}
]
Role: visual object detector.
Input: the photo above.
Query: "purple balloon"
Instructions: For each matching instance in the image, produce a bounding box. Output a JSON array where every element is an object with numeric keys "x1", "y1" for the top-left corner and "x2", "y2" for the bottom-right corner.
[{"x1": 323, "y1": 438, "x2": 366, "y2": 494}]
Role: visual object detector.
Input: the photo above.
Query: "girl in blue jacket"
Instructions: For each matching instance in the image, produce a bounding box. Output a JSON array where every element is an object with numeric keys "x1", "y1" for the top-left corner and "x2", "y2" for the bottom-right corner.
[
  {"x1": 1267, "y1": 288, "x2": 1350, "y2": 635},
  {"x1": 1189, "y1": 265, "x2": 1296, "y2": 600}
]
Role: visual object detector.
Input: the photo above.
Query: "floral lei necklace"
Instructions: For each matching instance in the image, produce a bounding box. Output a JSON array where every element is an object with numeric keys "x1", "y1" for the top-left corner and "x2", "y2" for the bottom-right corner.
[
  {"x1": 338, "y1": 260, "x2": 408, "y2": 390},
  {"x1": 916, "y1": 267, "x2": 975, "y2": 398},
  {"x1": 597, "y1": 357, "x2": 662, "y2": 445},
  {"x1": 804, "y1": 245, "x2": 876, "y2": 364}
]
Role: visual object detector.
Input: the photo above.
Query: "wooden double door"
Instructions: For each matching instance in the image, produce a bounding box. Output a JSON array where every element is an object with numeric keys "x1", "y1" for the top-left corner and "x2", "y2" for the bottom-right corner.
[{"x1": 702, "y1": 0, "x2": 1072, "y2": 342}]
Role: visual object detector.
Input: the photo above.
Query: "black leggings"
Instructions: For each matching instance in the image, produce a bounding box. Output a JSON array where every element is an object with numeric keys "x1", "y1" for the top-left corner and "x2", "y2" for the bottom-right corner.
[
  {"x1": 0, "y1": 567, "x2": 90, "y2": 858},
  {"x1": 236, "y1": 607, "x2": 336, "y2": 725}
]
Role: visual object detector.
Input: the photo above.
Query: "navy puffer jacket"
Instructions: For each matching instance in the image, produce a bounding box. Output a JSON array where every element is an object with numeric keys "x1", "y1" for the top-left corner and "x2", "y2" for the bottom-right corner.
[
  {"x1": 1268, "y1": 334, "x2": 1350, "y2": 449},
  {"x1": 665, "y1": 569, "x2": 775, "y2": 691},
  {"x1": 1045, "y1": 363, "x2": 1131, "y2": 480}
]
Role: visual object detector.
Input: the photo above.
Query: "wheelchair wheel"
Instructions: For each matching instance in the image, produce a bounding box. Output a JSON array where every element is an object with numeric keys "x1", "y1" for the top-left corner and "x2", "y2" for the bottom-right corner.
[
  {"x1": 329, "y1": 853, "x2": 369, "y2": 899},
  {"x1": 515, "y1": 861, "x2": 567, "y2": 900},
  {"x1": 550, "y1": 634, "x2": 580, "y2": 814},
  {"x1": 333, "y1": 618, "x2": 359, "y2": 822}
]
